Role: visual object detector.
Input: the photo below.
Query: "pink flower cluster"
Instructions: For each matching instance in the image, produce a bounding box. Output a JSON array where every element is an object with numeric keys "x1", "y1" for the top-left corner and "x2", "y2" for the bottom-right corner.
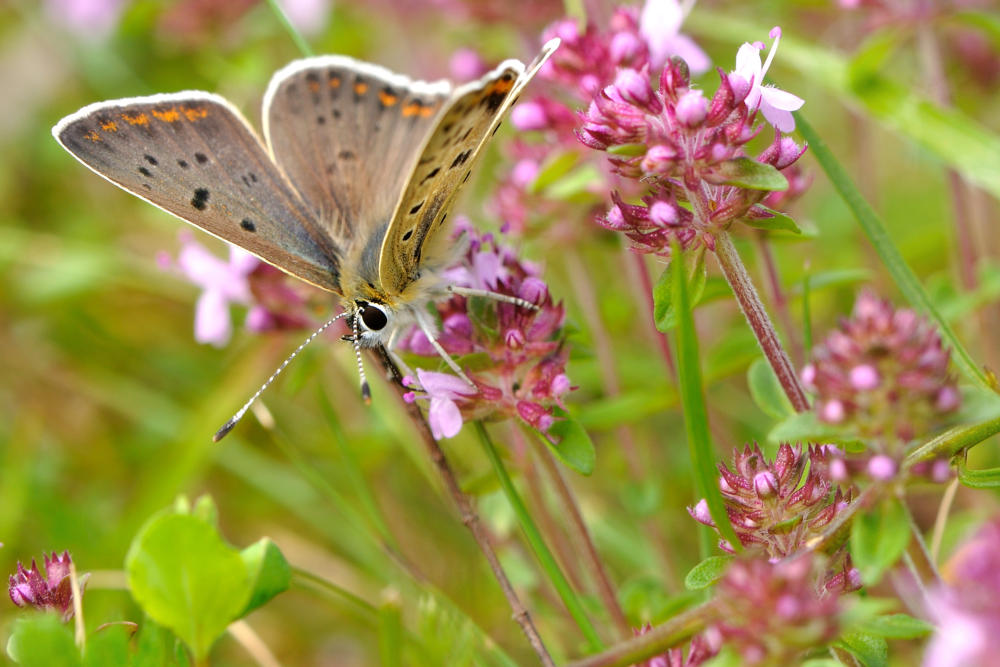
[
  {"x1": 402, "y1": 222, "x2": 570, "y2": 439},
  {"x1": 690, "y1": 444, "x2": 854, "y2": 565},
  {"x1": 802, "y1": 291, "x2": 960, "y2": 444},
  {"x1": 9, "y1": 551, "x2": 86, "y2": 621}
]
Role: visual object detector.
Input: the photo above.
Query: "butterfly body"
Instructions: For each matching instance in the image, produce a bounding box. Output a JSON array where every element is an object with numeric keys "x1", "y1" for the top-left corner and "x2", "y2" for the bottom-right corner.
[{"x1": 53, "y1": 39, "x2": 559, "y2": 376}]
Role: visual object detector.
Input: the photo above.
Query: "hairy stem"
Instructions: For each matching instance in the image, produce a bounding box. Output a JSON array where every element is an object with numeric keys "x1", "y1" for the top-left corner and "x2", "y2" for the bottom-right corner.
[
  {"x1": 754, "y1": 232, "x2": 802, "y2": 365},
  {"x1": 372, "y1": 352, "x2": 555, "y2": 666},
  {"x1": 714, "y1": 232, "x2": 810, "y2": 413}
]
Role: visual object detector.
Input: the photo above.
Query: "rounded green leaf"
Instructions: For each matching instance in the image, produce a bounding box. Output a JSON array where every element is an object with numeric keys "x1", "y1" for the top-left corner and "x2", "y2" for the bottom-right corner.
[
  {"x1": 850, "y1": 498, "x2": 911, "y2": 586},
  {"x1": 683, "y1": 555, "x2": 732, "y2": 590},
  {"x1": 545, "y1": 410, "x2": 596, "y2": 475},
  {"x1": 126, "y1": 513, "x2": 252, "y2": 660},
  {"x1": 239, "y1": 537, "x2": 292, "y2": 617},
  {"x1": 748, "y1": 357, "x2": 795, "y2": 420},
  {"x1": 6, "y1": 613, "x2": 80, "y2": 667}
]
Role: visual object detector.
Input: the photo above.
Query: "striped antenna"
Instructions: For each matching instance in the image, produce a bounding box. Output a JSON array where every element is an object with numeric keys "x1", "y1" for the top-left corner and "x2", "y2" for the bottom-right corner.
[
  {"x1": 213, "y1": 310, "x2": 350, "y2": 441},
  {"x1": 353, "y1": 312, "x2": 372, "y2": 404}
]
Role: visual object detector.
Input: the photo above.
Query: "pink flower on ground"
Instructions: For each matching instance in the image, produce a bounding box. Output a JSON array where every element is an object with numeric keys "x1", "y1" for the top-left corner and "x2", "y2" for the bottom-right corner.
[{"x1": 731, "y1": 27, "x2": 804, "y2": 132}]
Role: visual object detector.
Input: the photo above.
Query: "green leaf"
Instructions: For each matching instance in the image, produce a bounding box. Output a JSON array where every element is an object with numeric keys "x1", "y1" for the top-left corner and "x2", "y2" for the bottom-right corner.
[
  {"x1": 708, "y1": 157, "x2": 788, "y2": 190},
  {"x1": 239, "y1": 538, "x2": 292, "y2": 617},
  {"x1": 132, "y1": 619, "x2": 181, "y2": 667},
  {"x1": 768, "y1": 411, "x2": 864, "y2": 451},
  {"x1": 795, "y1": 114, "x2": 994, "y2": 392},
  {"x1": 741, "y1": 206, "x2": 802, "y2": 234},
  {"x1": 126, "y1": 512, "x2": 252, "y2": 660},
  {"x1": 6, "y1": 613, "x2": 81, "y2": 667},
  {"x1": 83, "y1": 623, "x2": 133, "y2": 667},
  {"x1": 861, "y1": 613, "x2": 933, "y2": 639},
  {"x1": 684, "y1": 556, "x2": 732, "y2": 590},
  {"x1": 850, "y1": 498, "x2": 911, "y2": 585},
  {"x1": 606, "y1": 143, "x2": 647, "y2": 156},
  {"x1": 957, "y1": 459, "x2": 1000, "y2": 489},
  {"x1": 545, "y1": 409, "x2": 597, "y2": 475},
  {"x1": 671, "y1": 242, "x2": 741, "y2": 554},
  {"x1": 528, "y1": 151, "x2": 579, "y2": 194},
  {"x1": 748, "y1": 357, "x2": 796, "y2": 420},
  {"x1": 835, "y1": 631, "x2": 888, "y2": 667},
  {"x1": 653, "y1": 248, "x2": 707, "y2": 331}
]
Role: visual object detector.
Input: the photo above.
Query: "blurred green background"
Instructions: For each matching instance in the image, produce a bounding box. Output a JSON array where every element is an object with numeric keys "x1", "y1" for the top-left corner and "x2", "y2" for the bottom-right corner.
[{"x1": 2, "y1": 0, "x2": 999, "y2": 664}]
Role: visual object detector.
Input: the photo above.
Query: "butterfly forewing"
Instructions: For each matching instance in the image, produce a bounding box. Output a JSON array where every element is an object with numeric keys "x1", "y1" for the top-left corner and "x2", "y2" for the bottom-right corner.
[
  {"x1": 262, "y1": 57, "x2": 453, "y2": 248},
  {"x1": 53, "y1": 92, "x2": 343, "y2": 292},
  {"x1": 377, "y1": 39, "x2": 560, "y2": 296}
]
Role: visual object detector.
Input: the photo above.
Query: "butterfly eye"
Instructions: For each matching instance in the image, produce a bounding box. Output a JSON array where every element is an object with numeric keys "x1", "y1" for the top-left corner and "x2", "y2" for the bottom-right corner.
[{"x1": 358, "y1": 302, "x2": 389, "y2": 331}]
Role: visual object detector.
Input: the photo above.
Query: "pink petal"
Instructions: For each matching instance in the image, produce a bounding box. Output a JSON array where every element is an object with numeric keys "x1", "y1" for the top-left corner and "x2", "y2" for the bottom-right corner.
[
  {"x1": 194, "y1": 289, "x2": 232, "y2": 347},
  {"x1": 667, "y1": 34, "x2": 711, "y2": 75},
  {"x1": 416, "y1": 369, "x2": 475, "y2": 399},
  {"x1": 734, "y1": 43, "x2": 763, "y2": 81},
  {"x1": 760, "y1": 86, "x2": 805, "y2": 112},
  {"x1": 640, "y1": 0, "x2": 683, "y2": 67},
  {"x1": 760, "y1": 105, "x2": 796, "y2": 132},
  {"x1": 228, "y1": 246, "x2": 260, "y2": 276},
  {"x1": 428, "y1": 397, "x2": 463, "y2": 439}
]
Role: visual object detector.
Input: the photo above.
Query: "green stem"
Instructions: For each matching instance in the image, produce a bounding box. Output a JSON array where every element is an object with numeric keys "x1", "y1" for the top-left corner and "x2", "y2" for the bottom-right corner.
[
  {"x1": 475, "y1": 422, "x2": 605, "y2": 651},
  {"x1": 564, "y1": 602, "x2": 714, "y2": 667},
  {"x1": 265, "y1": 0, "x2": 314, "y2": 57},
  {"x1": 899, "y1": 492, "x2": 943, "y2": 585}
]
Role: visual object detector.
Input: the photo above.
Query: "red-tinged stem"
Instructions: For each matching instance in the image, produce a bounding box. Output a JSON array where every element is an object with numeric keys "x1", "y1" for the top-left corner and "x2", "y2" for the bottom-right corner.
[
  {"x1": 714, "y1": 232, "x2": 810, "y2": 413},
  {"x1": 754, "y1": 232, "x2": 802, "y2": 365},
  {"x1": 372, "y1": 352, "x2": 556, "y2": 666}
]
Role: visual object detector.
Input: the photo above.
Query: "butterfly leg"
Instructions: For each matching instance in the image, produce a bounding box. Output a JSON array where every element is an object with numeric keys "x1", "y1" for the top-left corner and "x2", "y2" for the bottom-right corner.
[
  {"x1": 384, "y1": 328, "x2": 419, "y2": 384},
  {"x1": 415, "y1": 315, "x2": 476, "y2": 389},
  {"x1": 446, "y1": 285, "x2": 540, "y2": 311}
]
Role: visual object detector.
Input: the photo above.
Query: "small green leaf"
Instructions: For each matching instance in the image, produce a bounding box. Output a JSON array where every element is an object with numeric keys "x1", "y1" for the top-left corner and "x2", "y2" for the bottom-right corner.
[
  {"x1": 708, "y1": 157, "x2": 788, "y2": 190},
  {"x1": 957, "y1": 459, "x2": 1000, "y2": 489},
  {"x1": 132, "y1": 619, "x2": 180, "y2": 667},
  {"x1": 528, "y1": 151, "x2": 580, "y2": 194},
  {"x1": 606, "y1": 143, "x2": 647, "y2": 156},
  {"x1": 835, "y1": 631, "x2": 888, "y2": 667},
  {"x1": 684, "y1": 556, "x2": 732, "y2": 590},
  {"x1": 239, "y1": 538, "x2": 292, "y2": 617},
  {"x1": 850, "y1": 498, "x2": 911, "y2": 585},
  {"x1": 741, "y1": 206, "x2": 802, "y2": 234},
  {"x1": 653, "y1": 248, "x2": 707, "y2": 332},
  {"x1": 545, "y1": 409, "x2": 596, "y2": 475},
  {"x1": 861, "y1": 613, "x2": 933, "y2": 639},
  {"x1": 748, "y1": 357, "x2": 796, "y2": 420},
  {"x1": 126, "y1": 512, "x2": 252, "y2": 660},
  {"x1": 6, "y1": 613, "x2": 81, "y2": 667}
]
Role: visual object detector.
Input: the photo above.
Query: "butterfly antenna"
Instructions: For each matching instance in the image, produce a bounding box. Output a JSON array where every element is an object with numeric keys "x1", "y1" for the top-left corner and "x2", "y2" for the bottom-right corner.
[
  {"x1": 352, "y1": 313, "x2": 372, "y2": 404},
  {"x1": 213, "y1": 311, "x2": 349, "y2": 442}
]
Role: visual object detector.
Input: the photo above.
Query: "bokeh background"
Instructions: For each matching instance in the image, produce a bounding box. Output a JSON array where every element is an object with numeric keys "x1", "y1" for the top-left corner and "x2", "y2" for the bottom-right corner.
[{"x1": 2, "y1": 0, "x2": 999, "y2": 664}]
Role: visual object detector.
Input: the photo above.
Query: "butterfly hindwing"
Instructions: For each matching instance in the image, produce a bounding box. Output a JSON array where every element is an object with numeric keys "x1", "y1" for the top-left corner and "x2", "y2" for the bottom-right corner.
[
  {"x1": 377, "y1": 39, "x2": 560, "y2": 296},
  {"x1": 53, "y1": 92, "x2": 343, "y2": 292},
  {"x1": 263, "y1": 57, "x2": 453, "y2": 251}
]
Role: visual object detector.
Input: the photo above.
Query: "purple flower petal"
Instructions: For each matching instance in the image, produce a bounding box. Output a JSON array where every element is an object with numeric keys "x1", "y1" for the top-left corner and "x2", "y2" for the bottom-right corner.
[
  {"x1": 194, "y1": 289, "x2": 232, "y2": 347},
  {"x1": 428, "y1": 396, "x2": 463, "y2": 439}
]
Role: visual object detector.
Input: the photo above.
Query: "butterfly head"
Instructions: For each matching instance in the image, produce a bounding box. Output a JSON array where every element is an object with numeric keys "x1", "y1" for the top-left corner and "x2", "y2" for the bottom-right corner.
[{"x1": 353, "y1": 299, "x2": 392, "y2": 345}]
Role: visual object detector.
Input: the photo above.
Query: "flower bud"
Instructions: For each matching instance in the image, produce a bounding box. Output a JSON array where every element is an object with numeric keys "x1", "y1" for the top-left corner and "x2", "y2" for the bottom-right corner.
[{"x1": 675, "y1": 89, "x2": 708, "y2": 127}]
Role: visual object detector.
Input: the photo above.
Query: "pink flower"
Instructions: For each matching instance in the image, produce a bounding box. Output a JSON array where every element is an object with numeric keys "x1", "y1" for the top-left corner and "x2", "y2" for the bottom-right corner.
[
  {"x1": 176, "y1": 238, "x2": 259, "y2": 347},
  {"x1": 639, "y1": 0, "x2": 710, "y2": 74},
  {"x1": 45, "y1": 0, "x2": 126, "y2": 39},
  {"x1": 277, "y1": 0, "x2": 331, "y2": 35},
  {"x1": 9, "y1": 551, "x2": 87, "y2": 621},
  {"x1": 408, "y1": 370, "x2": 477, "y2": 440},
  {"x1": 731, "y1": 27, "x2": 804, "y2": 132}
]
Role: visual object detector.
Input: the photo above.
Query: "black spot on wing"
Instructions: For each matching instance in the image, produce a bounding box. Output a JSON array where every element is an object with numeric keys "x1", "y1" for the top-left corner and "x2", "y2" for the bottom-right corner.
[
  {"x1": 241, "y1": 219, "x2": 256, "y2": 232},
  {"x1": 420, "y1": 166, "x2": 440, "y2": 184},
  {"x1": 317, "y1": 115, "x2": 326, "y2": 125},
  {"x1": 195, "y1": 152, "x2": 208, "y2": 164},
  {"x1": 483, "y1": 90, "x2": 508, "y2": 112},
  {"x1": 450, "y1": 150, "x2": 472, "y2": 169},
  {"x1": 339, "y1": 150, "x2": 355, "y2": 160},
  {"x1": 138, "y1": 167, "x2": 152, "y2": 177},
  {"x1": 191, "y1": 188, "x2": 210, "y2": 210},
  {"x1": 402, "y1": 229, "x2": 413, "y2": 241},
  {"x1": 144, "y1": 154, "x2": 158, "y2": 165},
  {"x1": 409, "y1": 201, "x2": 423, "y2": 215},
  {"x1": 177, "y1": 159, "x2": 189, "y2": 168}
]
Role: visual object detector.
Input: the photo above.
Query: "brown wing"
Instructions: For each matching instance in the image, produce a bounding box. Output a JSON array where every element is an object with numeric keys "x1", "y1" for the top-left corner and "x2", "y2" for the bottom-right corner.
[
  {"x1": 53, "y1": 92, "x2": 343, "y2": 292},
  {"x1": 376, "y1": 39, "x2": 560, "y2": 296},
  {"x1": 262, "y1": 56, "x2": 453, "y2": 250}
]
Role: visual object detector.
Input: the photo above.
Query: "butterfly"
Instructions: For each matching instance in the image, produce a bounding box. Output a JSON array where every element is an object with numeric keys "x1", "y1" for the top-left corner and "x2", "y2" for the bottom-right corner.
[{"x1": 53, "y1": 39, "x2": 560, "y2": 436}]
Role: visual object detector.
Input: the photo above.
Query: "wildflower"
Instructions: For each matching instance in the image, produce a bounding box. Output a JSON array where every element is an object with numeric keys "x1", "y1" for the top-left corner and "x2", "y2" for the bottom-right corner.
[
  {"x1": 398, "y1": 221, "x2": 571, "y2": 439},
  {"x1": 801, "y1": 291, "x2": 959, "y2": 444},
  {"x1": 634, "y1": 625, "x2": 718, "y2": 666},
  {"x1": 730, "y1": 27, "x2": 804, "y2": 132},
  {"x1": 689, "y1": 444, "x2": 855, "y2": 571},
  {"x1": 710, "y1": 555, "x2": 841, "y2": 665},
  {"x1": 45, "y1": 0, "x2": 126, "y2": 39},
  {"x1": 276, "y1": 0, "x2": 331, "y2": 36},
  {"x1": 9, "y1": 551, "x2": 87, "y2": 621},
  {"x1": 923, "y1": 518, "x2": 1000, "y2": 667},
  {"x1": 639, "y1": 0, "x2": 710, "y2": 74}
]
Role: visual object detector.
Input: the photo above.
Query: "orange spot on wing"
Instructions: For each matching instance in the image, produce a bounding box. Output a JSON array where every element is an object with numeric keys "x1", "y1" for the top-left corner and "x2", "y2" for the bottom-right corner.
[
  {"x1": 84, "y1": 130, "x2": 101, "y2": 142},
  {"x1": 379, "y1": 91, "x2": 397, "y2": 106},
  {"x1": 182, "y1": 107, "x2": 208, "y2": 121},
  {"x1": 354, "y1": 82, "x2": 369, "y2": 95},
  {"x1": 419, "y1": 104, "x2": 436, "y2": 118},
  {"x1": 308, "y1": 80, "x2": 320, "y2": 93},
  {"x1": 152, "y1": 108, "x2": 180, "y2": 122},
  {"x1": 329, "y1": 76, "x2": 341, "y2": 88},
  {"x1": 402, "y1": 101, "x2": 422, "y2": 117},
  {"x1": 493, "y1": 78, "x2": 515, "y2": 94},
  {"x1": 100, "y1": 120, "x2": 118, "y2": 132},
  {"x1": 121, "y1": 112, "x2": 149, "y2": 126}
]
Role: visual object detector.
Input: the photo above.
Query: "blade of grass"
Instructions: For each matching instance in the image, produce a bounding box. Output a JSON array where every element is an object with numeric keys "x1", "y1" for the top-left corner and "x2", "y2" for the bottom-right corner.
[
  {"x1": 474, "y1": 422, "x2": 605, "y2": 652},
  {"x1": 265, "y1": 0, "x2": 314, "y2": 57},
  {"x1": 796, "y1": 113, "x2": 994, "y2": 392},
  {"x1": 670, "y1": 243, "x2": 741, "y2": 555}
]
